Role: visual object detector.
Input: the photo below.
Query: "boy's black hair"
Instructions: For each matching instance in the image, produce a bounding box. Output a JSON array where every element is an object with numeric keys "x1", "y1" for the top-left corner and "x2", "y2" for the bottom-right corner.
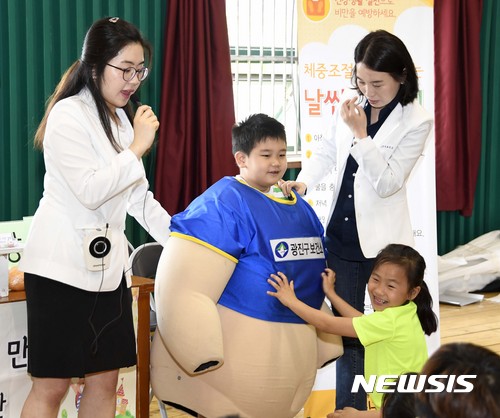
[{"x1": 231, "y1": 113, "x2": 286, "y2": 155}]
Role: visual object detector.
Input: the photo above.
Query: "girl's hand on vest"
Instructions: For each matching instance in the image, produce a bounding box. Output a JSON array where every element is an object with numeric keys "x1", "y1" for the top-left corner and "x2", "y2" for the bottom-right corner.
[
  {"x1": 322, "y1": 268, "x2": 337, "y2": 298},
  {"x1": 130, "y1": 104, "x2": 160, "y2": 159},
  {"x1": 267, "y1": 271, "x2": 297, "y2": 307}
]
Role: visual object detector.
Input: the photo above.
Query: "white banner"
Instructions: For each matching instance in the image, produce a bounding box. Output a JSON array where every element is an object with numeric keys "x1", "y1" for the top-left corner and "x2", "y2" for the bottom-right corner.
[{"x1": 0, "y1": 295, "x2": 137, "y2": 418}]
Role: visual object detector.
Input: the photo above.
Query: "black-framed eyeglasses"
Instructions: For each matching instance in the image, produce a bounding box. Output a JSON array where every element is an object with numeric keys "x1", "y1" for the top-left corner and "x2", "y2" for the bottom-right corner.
[{"x1": 106, "y1": 63, "x2": 149, "y2": 82}]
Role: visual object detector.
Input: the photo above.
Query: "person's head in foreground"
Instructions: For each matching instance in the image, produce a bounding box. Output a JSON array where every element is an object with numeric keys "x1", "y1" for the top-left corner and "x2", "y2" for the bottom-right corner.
[
  {"x1": 381, "y1": 373, "x2": 418, "y2": 418},
  {"x1": 416, "y1": 342, "x2": 500, "y2": 418}
]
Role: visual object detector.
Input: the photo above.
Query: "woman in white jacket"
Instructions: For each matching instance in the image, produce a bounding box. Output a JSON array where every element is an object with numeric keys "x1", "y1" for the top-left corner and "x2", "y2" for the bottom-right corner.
[
  {"x1": 280, "y1": 30, "x2": 433, "y2": 412},
  {"x1": 19, "y1": 17, "x2": 171, "y2": 418}
]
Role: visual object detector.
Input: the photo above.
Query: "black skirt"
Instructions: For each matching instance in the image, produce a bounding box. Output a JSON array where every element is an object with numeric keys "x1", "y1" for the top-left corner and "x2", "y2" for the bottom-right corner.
[{"x1": 24, "y1": 273, "x2": 136, "y2": 378}]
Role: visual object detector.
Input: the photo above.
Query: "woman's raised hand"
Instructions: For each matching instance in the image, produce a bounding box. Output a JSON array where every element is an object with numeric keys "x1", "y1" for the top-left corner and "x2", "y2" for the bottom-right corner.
[
  {"x1": 340, "y1": 97, "x2": 367, "y2": 140},
  {"x1": 130, "y1": 105, "x2": 160, "y2": 158}
]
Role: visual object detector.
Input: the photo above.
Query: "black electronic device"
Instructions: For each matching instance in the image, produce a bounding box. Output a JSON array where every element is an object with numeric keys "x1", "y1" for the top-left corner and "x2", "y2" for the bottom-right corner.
[{"x1": 83, "y1": 225, "x2": 111, "y2": 271}]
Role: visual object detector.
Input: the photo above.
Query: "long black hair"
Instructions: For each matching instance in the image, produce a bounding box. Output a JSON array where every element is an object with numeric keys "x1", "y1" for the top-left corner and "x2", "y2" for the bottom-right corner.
[
  {"x1": 35, "y1": 17, "x2": 152, "y2": 152},
  {"x1": 373, "y1": 244, "x2": 438, "y2": 335}
]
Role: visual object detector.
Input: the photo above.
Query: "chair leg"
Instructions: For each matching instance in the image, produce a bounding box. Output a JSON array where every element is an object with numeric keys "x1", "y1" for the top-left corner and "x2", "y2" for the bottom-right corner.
[
  {"x1": 150, "y1": 387, "x2": 168, "y2": 417},
  {"x1": 158, "y1": 399, "x2": 168, "y2": 418}
]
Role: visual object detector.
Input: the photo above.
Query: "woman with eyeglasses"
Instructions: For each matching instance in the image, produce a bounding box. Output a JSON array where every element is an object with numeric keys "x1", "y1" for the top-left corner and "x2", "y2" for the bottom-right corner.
[{"x1": 19, "y1": 17, "x2": 171, "y2": 417}]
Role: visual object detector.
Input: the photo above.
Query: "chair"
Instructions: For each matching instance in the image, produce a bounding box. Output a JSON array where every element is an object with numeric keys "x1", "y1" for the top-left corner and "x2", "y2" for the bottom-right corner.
[
  {"x1": 129, "y1": 242, "x2": 164, "y2": 330},
  {"x1": 128, "y1": 242, "x2": 163, "y2": 279},
  {"x1": 128, "y1": 242, "x2": 168, "y2": 418},
  {"x1": 127, "y1": 240, "x2": 135, "y2": 257}
]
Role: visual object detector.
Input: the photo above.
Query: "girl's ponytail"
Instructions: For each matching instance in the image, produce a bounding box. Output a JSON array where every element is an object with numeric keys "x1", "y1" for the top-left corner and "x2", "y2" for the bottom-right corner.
[{"x1": 414, "y1": 280, "x2": 438, "y2": 335}]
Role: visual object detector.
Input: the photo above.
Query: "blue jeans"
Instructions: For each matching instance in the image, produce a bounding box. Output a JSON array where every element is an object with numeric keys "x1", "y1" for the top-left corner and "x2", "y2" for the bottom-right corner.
[{"x1": 327, "y1": 252, "x2": 375, "y2": 411}]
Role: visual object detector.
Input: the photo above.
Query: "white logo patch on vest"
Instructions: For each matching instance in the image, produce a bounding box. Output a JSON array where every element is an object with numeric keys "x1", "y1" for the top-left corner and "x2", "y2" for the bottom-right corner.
[{"x1": 270, "y1": 237, "x2": 324, "y2": 262}]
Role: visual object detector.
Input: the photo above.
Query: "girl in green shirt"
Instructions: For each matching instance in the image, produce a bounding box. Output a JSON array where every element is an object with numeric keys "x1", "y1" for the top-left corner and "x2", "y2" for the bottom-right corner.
[{"x1": 267, "y1": 243, "x2": 438, "y2": 417}]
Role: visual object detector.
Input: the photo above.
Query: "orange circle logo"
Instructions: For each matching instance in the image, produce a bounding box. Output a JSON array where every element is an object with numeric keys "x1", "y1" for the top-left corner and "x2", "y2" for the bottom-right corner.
[{"x1": 303, "y1": 0, "x2": 330, "y2": 22}]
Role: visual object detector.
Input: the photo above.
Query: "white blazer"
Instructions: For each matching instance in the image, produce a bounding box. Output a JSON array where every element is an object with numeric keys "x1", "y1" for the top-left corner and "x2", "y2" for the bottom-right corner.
[
  {"x1": 297, "y1": 93, "x2": 433, "y2": 258},
  {"x1": 20, "y1": 89, "x2": 171, "y2": 291}
]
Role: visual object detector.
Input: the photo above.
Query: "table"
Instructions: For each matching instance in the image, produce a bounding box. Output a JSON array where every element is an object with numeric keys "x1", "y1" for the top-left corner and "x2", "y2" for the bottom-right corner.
[{"x1": 0, "y1": 275, "x2": 154, "y2": 418}]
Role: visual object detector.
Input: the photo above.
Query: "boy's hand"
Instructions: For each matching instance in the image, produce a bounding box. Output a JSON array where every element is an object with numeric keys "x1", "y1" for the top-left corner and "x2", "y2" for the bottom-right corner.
[
  {"x1": 321, "y1": 268, "x2": 336, "y2": 296},
  {"x1": 267, "y1": 272, "x2": 297, "y2": 307}
]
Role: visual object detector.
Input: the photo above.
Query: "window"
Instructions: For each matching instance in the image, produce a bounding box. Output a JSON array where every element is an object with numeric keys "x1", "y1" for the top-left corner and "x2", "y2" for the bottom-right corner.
[{"x1": 226, "y1": 0, "x2": 300, "y2": 157}]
